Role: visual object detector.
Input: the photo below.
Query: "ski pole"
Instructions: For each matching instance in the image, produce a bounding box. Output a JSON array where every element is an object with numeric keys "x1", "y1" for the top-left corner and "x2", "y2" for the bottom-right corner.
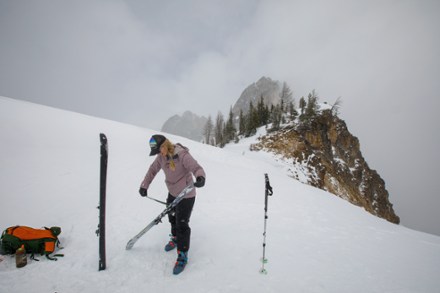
[
  {"x1": 144, "y1": 195, "x2": 167, "y2": 205},
  {"x1": 260, "y1": 173, "x2": 273, "y2": 274}
]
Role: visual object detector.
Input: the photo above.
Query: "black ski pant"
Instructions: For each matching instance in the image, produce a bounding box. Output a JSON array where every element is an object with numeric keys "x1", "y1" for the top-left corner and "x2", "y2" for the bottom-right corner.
[{"x1": 167, "y1": 194, "x2": 195, "y2": 252}]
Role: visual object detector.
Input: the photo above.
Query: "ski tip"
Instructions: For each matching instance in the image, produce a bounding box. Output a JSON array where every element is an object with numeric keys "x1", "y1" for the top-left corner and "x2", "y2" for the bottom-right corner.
[
  {"x1": 126, "y1": 241, "x2": 134, "y2": 250},
  {"x1": 100, "y1": 133, "x2": 107, "y2": 142}
]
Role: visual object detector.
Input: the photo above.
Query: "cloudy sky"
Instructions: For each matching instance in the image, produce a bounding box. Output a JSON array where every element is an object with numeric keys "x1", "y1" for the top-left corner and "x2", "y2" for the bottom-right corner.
[{"x1": 1, "y1": 0, "x2": 439, "y2": 236}]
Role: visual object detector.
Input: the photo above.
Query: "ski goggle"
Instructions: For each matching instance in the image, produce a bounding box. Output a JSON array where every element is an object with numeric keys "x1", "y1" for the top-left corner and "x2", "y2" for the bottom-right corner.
[{"x1": 149, "y1": 137, "x2": 157, "y2": 149}]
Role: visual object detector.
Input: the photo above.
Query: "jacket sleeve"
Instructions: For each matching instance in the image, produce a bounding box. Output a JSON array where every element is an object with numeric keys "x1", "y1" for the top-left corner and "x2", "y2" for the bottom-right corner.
[
  {"x1": 140, "y1": 156, "x2": 162, "y2": 189},
  {"x1": 181, "y1": 151, "x2": 206, "y2": 179}
]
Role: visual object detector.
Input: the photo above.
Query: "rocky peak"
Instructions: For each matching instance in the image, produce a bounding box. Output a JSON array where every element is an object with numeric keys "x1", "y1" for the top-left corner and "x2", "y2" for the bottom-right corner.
[
  {"x1": 252, "y1": 109, "x2": 400, "y2": 224},
  {"x1": 232, "y1": 76, "x2": 281, "y2": 116}
]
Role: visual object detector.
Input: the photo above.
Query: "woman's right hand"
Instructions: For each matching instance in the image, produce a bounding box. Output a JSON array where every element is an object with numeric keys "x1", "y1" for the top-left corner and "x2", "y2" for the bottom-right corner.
[{"x1": 139, "y1": 187, "x2": 148, "y2": 197}]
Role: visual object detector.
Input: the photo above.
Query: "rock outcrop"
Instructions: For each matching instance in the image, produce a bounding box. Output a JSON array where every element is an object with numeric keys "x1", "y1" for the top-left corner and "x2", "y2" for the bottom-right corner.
[{"x1": 252, "y1": 109, "x2": 400, "y2": 224}]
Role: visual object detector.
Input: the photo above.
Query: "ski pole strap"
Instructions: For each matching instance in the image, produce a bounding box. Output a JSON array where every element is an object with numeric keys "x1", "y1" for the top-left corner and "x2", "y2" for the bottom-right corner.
[
  {"x1": 265, "y1": 173, "x2": 273, "y2": 196},
  {"x1": 30, "y1": 254, "x2": 39, "y2": 261}
]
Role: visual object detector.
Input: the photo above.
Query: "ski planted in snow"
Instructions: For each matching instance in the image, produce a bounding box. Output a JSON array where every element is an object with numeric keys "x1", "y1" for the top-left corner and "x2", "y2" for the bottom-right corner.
[
  {"x1": 126, "y1": 184, "x2": 194, "y2": 250},
  {"x1": 96, "y1": 133, "x2": 108, "y2": 271}
]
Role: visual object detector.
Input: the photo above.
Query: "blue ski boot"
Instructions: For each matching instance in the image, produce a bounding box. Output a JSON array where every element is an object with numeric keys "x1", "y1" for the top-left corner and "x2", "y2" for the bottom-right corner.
[
  {"x1": 173, "y1": 250, "x2": 188, "y2": 275},
  {"x1": 164, "y1": 236, "x2": 177, "y2": 251}
]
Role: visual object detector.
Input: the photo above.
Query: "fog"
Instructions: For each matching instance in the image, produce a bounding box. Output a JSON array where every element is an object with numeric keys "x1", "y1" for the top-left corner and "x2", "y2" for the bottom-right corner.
[{"x1": 1, "y1": 0, "x2": 439, "y2": 235}]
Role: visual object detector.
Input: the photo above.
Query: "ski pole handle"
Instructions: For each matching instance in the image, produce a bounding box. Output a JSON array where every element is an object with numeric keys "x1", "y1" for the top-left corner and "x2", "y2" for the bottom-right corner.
[{"x1": 265, "y1": 173, "x2": 273, "y2": 196}]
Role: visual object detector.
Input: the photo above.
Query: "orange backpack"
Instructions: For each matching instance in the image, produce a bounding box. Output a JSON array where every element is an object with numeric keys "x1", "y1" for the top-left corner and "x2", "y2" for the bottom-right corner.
[{"x1": 1, "y1": 226, "x2": 63, "y2": 260}]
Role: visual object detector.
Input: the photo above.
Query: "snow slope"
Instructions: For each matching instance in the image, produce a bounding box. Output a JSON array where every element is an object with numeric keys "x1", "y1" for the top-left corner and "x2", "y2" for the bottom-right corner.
[{"x1": 1, "y1": 96, "x2": 439, "y2": 293}]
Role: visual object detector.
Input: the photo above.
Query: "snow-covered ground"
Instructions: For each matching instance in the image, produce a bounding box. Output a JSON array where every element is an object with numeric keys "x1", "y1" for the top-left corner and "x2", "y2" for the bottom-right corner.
[{"x1": 1, "y1": 96, "x2": 439, "y2": 293}]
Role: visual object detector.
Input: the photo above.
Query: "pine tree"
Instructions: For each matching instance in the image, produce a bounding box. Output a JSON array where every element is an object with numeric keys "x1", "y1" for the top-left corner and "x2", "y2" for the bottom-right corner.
[
  {"x1": 305, "y1": 90, "x2": 319, "y2": 119},
  {"x1": 270, "y1": 104, "x2": 282, "y2": 131},
  {"x1": 203, "y1": 115, "x2": 213, "y2": 144},
  {"x1": 331, "y1": 97, "x2": 342, "y2": 116},
  {"x1": 299, "y1": 96, "x2": 306, "y2": 115},
  {"x1": 214, "y1": 112, "x2": 224, "y2": 147},
  {"x1": 280, "y1": 82, "x2": 293, "y2": 109},
  {"x1": 245, "y1": 101, "x2": 258, "y2": 137},
  {"x1": 238, "y1": 109, "x2": 245, "y2": 136},
  {"x1": 223, "y1": 107, "x2": 236, "y2": 143},
  {"x1": 257, "y1": 95, "x2": 270, "y2": 126},
  {"x1": 288, "y1": 101, "x2": 298, "y2": 121}
]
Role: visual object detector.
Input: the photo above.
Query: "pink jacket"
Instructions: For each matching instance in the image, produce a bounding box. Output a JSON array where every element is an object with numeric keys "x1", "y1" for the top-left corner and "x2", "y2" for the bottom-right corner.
[{"x1": 141, "y1": 144, "x2": 206, "y2": 198}]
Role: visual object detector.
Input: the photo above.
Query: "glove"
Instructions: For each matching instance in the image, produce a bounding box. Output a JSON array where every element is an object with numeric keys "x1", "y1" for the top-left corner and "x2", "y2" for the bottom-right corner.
[
  {"x1": 139, "y1": 187, "x2": 148, "y2": 197},
  {"x1": 194, "y1": 176, "x2": 205, "y2": 188}
]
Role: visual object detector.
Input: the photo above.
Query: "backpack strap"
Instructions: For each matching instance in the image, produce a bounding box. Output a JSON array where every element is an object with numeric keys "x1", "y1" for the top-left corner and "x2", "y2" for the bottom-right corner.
[
  {"x1": 46, "y1": 254, "x2": 60, "y2": 261},
  {"x1": 30, "y1": 252, "x2": 64, "y2": 261},
  {"x1": 30, "y1": 253, "x2": 40, "y2": 261},
  {"x1": 45, "y1": 240, "x2": 64, "y2": 261},
  {"x1": 56, "y1": 239, "x2": 64, "y2": 249}
]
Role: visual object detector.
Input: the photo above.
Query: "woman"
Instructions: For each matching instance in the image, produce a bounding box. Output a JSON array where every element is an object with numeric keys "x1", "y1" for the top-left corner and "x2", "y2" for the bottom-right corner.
[{"x1": 139, "y1": 134, "x2": 206, "y2": 275}]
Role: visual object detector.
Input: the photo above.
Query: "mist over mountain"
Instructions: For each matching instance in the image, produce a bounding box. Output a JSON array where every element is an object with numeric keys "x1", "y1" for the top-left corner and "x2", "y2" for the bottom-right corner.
[
  {"x1": 161, "y1": 111, "x2": 207, "y2": 142},
  {"x1": 161, "y1": 76, "x2": 282, "y2": 143}
]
